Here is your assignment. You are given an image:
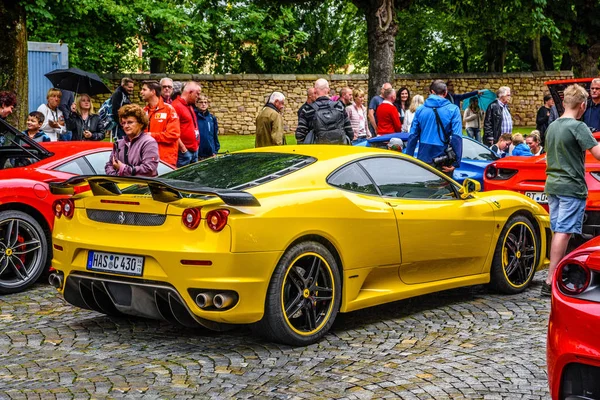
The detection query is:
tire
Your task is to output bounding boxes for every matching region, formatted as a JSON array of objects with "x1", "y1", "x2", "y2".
[
  {"x1": 490, "y1": 215, "x2": 538, "y2": 294},
  {"x1": 253, "y1": 241, "x2": 341, "y2": 346},
  {"x1": 0, "y1": 210, "x2": 48, "y2": 294}
]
